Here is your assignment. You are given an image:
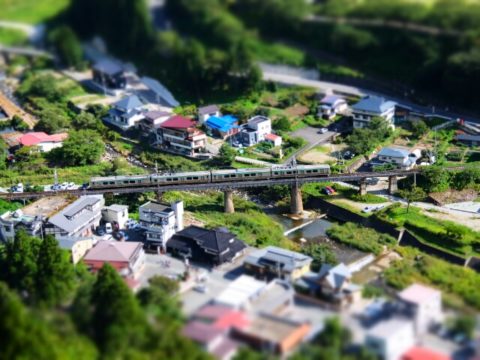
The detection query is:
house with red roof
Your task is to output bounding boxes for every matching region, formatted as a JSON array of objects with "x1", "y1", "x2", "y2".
[
  {"x1": 19, "y1": 132, "x2": 68, "y2": 152},
  {"x1": 264, "y1": 133, "x2": 282, "y2": 147},
  {"x1": 156, "y1": 115, "x2": 207, "y2": 157},
  {"x1": 83, "y1": 241, "x2": 145, "y2": 285},
  {"x1": 401, "y1": 346, "x2": 450, "y2": 360}
]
